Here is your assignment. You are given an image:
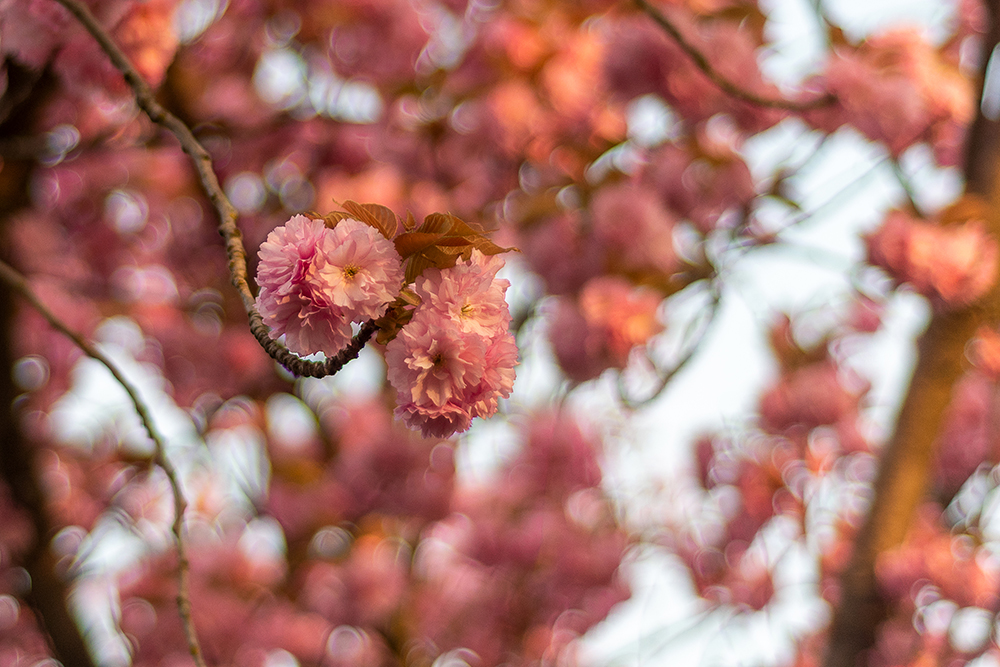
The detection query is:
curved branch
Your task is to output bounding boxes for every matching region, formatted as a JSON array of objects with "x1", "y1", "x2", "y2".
[
  {"x1": 0, "y1": 259, "x2": 208, "y2": 667},
  {"x1": 50, "y1": 0, "x2": 371, "y2": 380},
  {"x1": 633, "y1": 0, "x2": 835, "y2": 112}
]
